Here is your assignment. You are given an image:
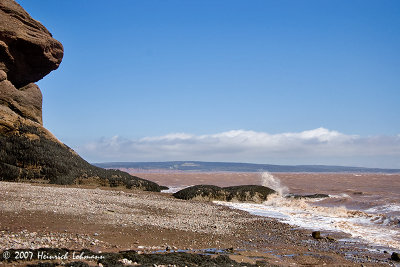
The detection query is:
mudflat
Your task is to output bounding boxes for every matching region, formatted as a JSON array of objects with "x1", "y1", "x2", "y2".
[{"x1": 0, "y1": 180, "x2": 393, "y2": 266}]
